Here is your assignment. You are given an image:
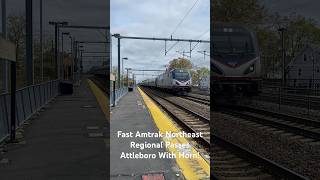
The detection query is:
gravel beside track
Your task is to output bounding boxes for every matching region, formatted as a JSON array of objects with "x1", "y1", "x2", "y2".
[
  {"x1": 187, "y1": 93, "x2": 210, "y2": 101},
  {"x1": 212, "y1": 135, "x2": 278, "y2": 180},
  {"x1": 213, "y1": 109, "x2": 320, "y2": 179},
  {"x1": 180, "y1": 95, "x2": 210, "y2": 106}
]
